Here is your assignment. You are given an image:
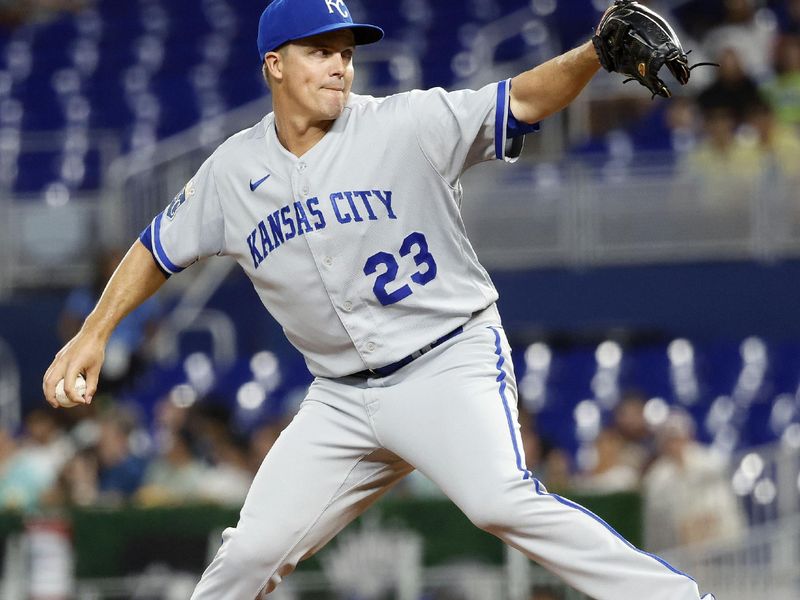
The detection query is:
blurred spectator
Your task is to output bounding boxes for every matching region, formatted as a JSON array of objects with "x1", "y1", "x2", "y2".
[
  {"x1": 762, "y1": 35, "x2": 800, "y2": 128},
  {"x1": 571, "y1": 427, "x2": 639, "y2": 494},
  {"x1": 745, "y1": 99, "x2": 800, "y2": 181},
  {"x1": 0, "y1": 0, "x2": 86, "y2": 28},
  {"x1": 0, "y1": 427, "x2": 20, "y2": 505},
  {"x1": 95, "y1": 410, "x2": 146, "y2": 503},
  {"x1": 59, "y1": 248, "x2": 161, "y2": 395},
  {"x1": 248, "y1": 419, "x2": 285, "y2": 474},
  {"x1": 613, "y1": 390, "x2": 655, "y2": 473},
  {"x1": 199, "y1": 433, "x2": 251, "y2": 506},
  {"x1": 41, "y1": 448, "x2": 99, "y2": 507},
  {"x1": 602, "y1": 97, "x2": 699, "y2": 175},
  {"x1": 0, "y1": 410, "x2": 73, "y2": 510},
  {"x1": 703, "y1": 0, "x2": 778, "y2": 81},
  {"x1": 528, "y1": 585, "x2": 563, "y2": 600},
  {"x1": 629, "y1": 96, "x2": 701, "y2": 158},
  {"x1": 518, "y1": 413, "x2": 571, "y2": 493},
  {"x1": 697, "y1": 47, "x2": 765, "y2": 123},
  {"x1": 663, "y1": 97, "x2": 702, "y2": 155},
  {"x1": 520, "y1": 416, "x2": 542, "y2": 476},
  {"x1": 0, "y1": 427, "x2": 15, "y2": 465},
  {"x1": 773, "y1": 0, "x2": 800, "y2": 34},
  {"x1": 679, "y1": 106, "x2": 760, "y2": 210},
  {"x1": 151, "y1": 394, "x2": 191, "y2": 454},
  {"x1": 537, "y1": 445, "x2": 572, "y2": 495},
  {"x1": 672, "y1": 0, "x2": 726, "y2": 41},
  {"x1": 187, "y1": 402, "x2": 236, "y2": 462},
  {"x1": 643, "y1": 410, "x2": 745, "y2": 551},
  {"x1": 136, "y1": 428, "x2": 206, "y2": 506}
]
